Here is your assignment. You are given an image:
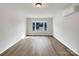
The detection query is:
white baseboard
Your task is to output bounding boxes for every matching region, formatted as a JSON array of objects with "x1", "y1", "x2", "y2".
[
  {"x1": 53, "y1": 34, "x2": 79, "y2": 55},
  {"x1": 0, "y1": 38, "x2": 22, "y2": 54},
  {"x1": 0, "y1": 34, "x2": 25, "y2": 54}
]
